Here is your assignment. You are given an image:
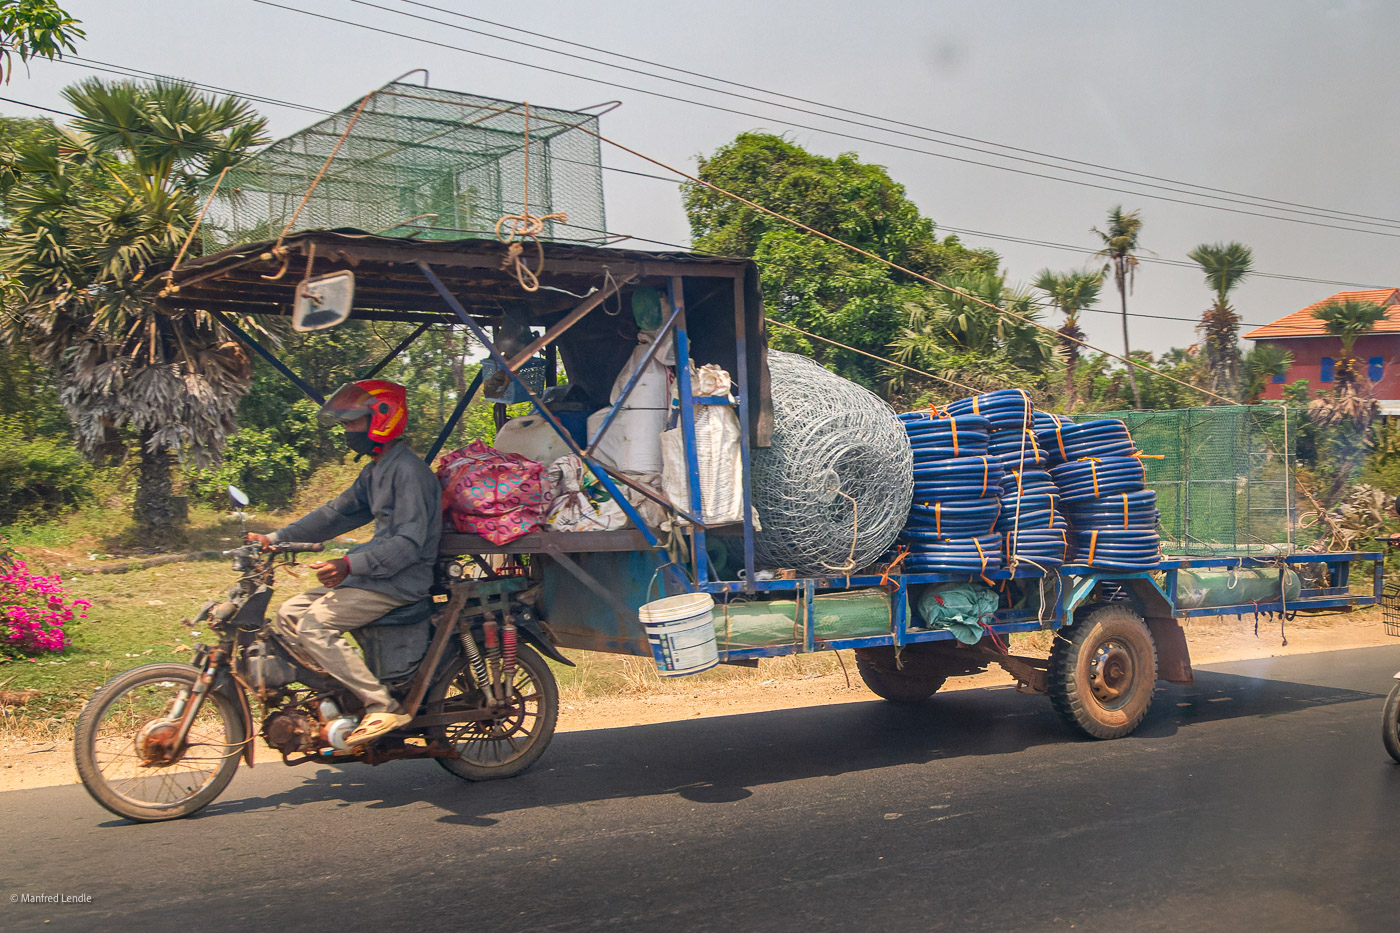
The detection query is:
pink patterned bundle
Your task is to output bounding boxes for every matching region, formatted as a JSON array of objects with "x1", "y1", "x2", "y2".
[{"x1": 436, "y1": 440, "x2": 545, "y2": 544}]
